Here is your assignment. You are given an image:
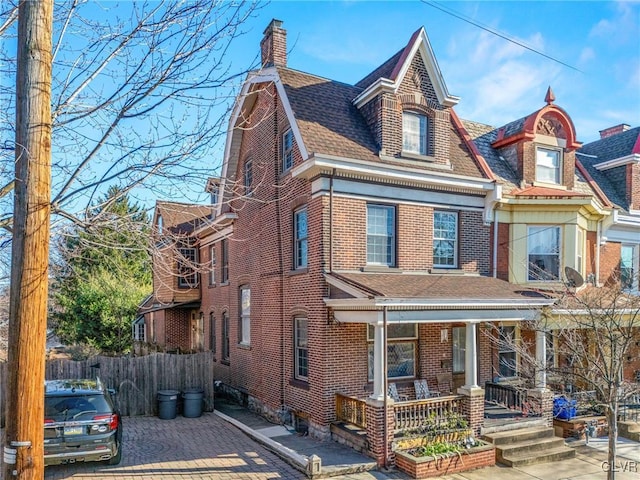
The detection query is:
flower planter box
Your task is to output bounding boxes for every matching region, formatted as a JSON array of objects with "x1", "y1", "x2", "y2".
[
  {"x1": 395, "y1": 441, "x2": 495, "y2": 479},
  {"x1": 392, "y1": 429, "x2": 473, "y2": 451}
]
